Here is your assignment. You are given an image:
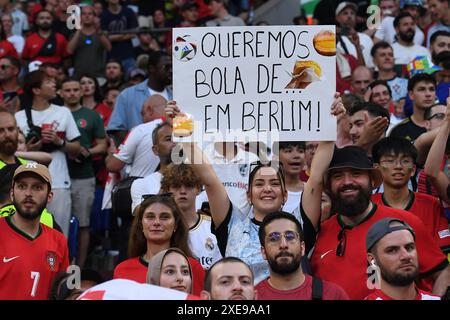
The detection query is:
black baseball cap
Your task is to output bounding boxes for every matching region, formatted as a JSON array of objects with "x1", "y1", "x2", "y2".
[
  {"x1": 366, "y1": 218, "x2": 416, "y2": 252},
  {"x1": 327, "y1": 146, "x2": 383, "y2": 188}
]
